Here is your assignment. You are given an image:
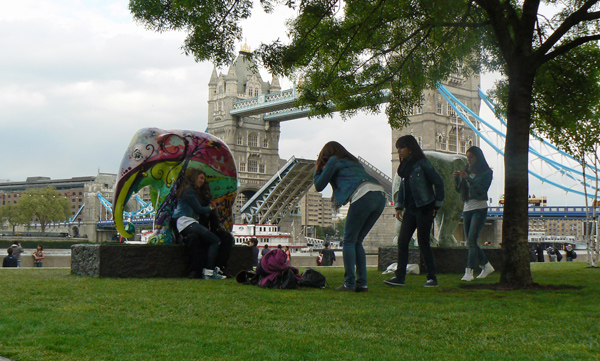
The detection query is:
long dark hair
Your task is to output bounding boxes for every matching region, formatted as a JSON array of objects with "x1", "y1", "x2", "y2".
[
  {"x1": 396, "y1": 135, "x2": 426, "y2": 177},
  {"x1": 316, "y1": 141, "x2": 359, "y2": 171},
  {"x1": 176, "y1": 168, "x2": 212, "y2": 205},
  {"x1": 465, "y1": 146, "x2": 490, "y2": 174},
  {"x1": 395, "y1": 135, "x2": 426, "y2": 161}
]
